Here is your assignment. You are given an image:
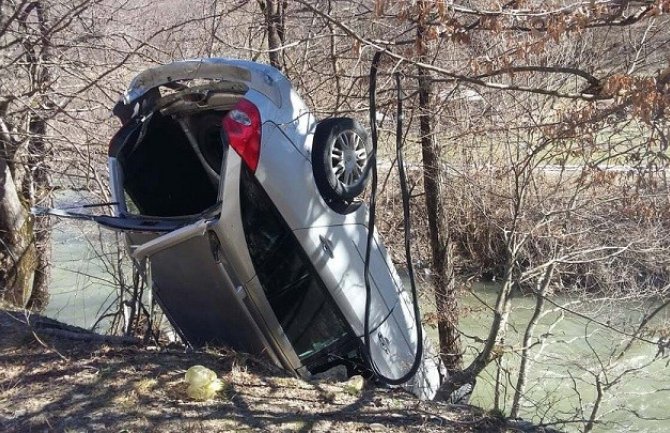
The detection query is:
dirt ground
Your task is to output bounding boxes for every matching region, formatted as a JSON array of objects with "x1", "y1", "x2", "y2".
[{"x1": 0, "y1": 309, "x2": 543, "y2": 433}]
